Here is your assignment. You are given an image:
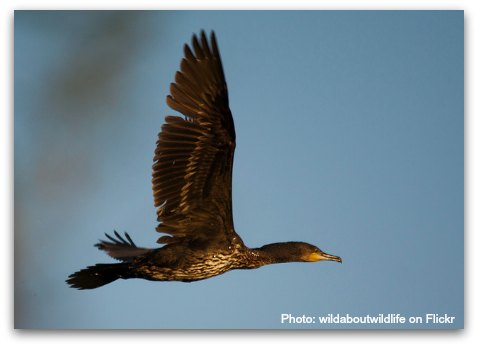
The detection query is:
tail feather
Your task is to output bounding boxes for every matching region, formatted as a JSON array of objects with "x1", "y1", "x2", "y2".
[{"x1": 66, "y1": 263, "x2": 129, "y2": 290}]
